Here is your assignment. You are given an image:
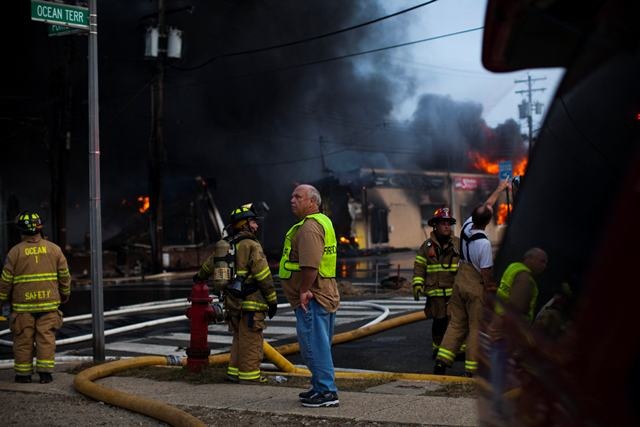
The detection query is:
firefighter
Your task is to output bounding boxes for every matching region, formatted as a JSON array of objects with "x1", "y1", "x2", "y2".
[
  {"x1": 194, "y1": 203, "x2": 277, "y2": 384},
  {"x1": 434, "y1": 180, "x2": 509, "y2": 376},
  {"x1": 0, "y1": 211, "x2": 71, "y2": 383},
  {"x1": 412, "y1": 207, "x2": 460, "y2": 359}
]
